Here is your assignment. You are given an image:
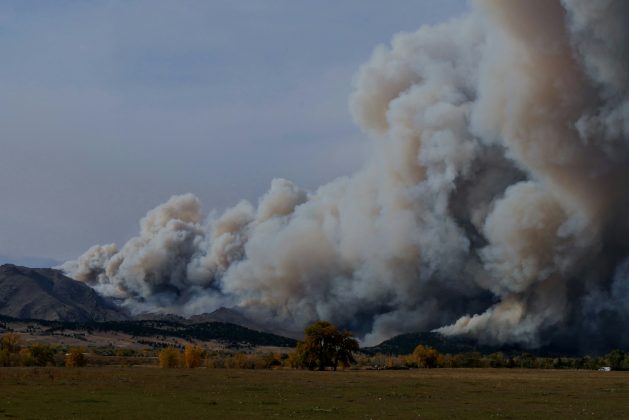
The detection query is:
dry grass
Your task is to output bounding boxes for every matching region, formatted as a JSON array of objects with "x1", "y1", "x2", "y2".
[{"x1": 0, "y1": 368, "x2": 628, "y2": 419}]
